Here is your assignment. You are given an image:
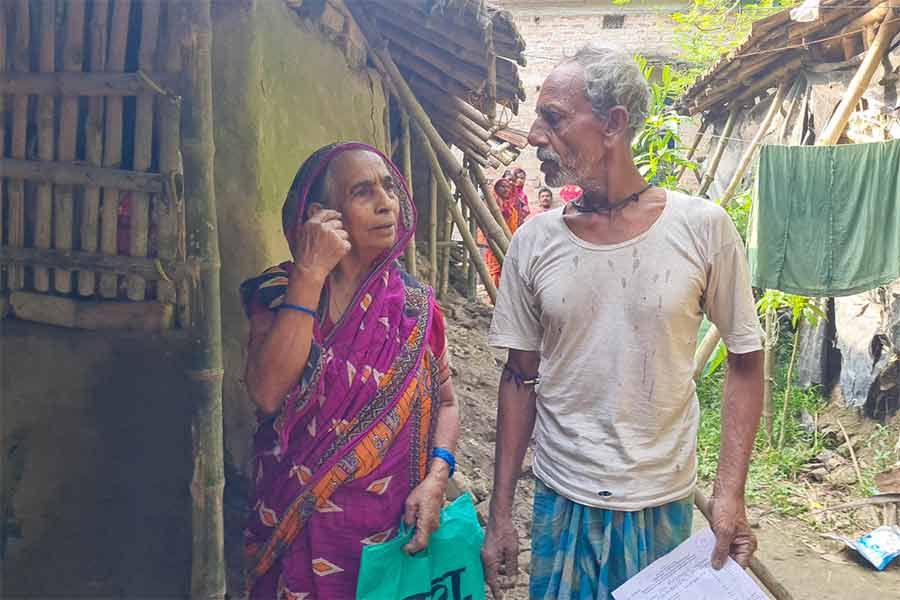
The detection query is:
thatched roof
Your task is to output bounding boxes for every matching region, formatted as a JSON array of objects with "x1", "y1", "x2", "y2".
[
  {"x1": 679, "y1": 0, "x2": 894, "y2": 117},
  {"x1": 288, "y1": 0, "x2": 527, "y2": 167}
]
